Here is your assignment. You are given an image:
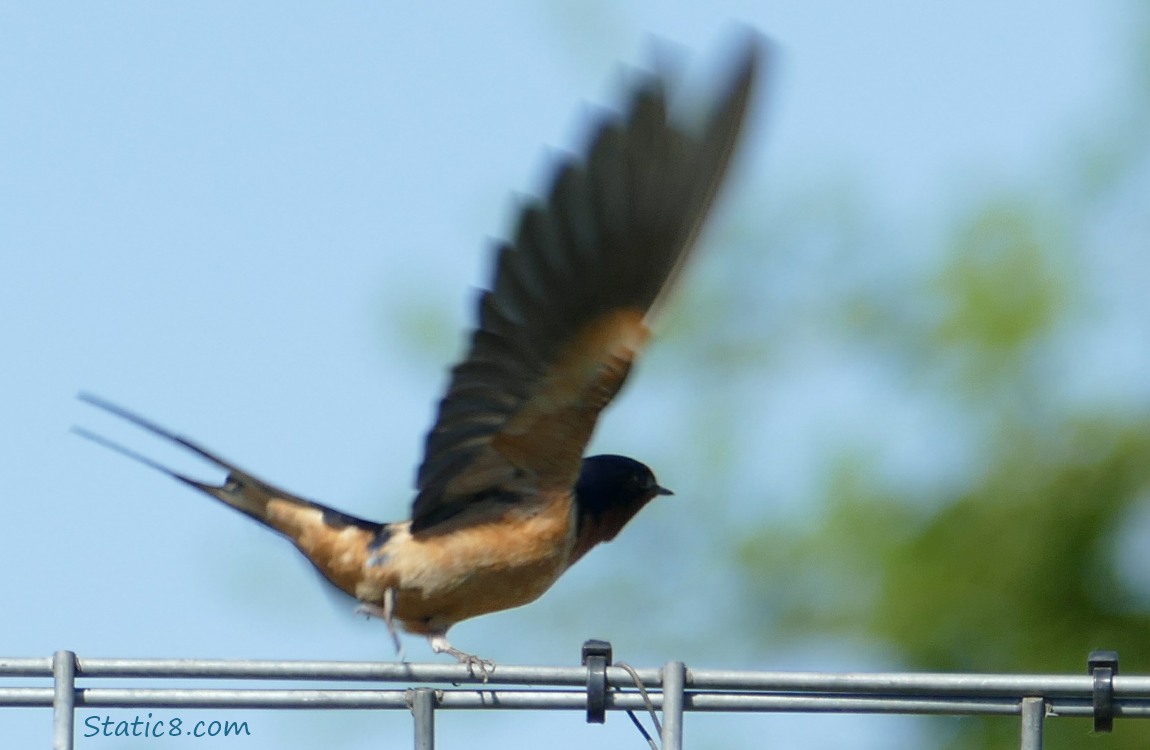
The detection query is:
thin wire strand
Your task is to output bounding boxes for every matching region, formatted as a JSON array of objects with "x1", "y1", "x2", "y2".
[{"x1": 616, "y1": 661, "x2": 662, "y2": 750}]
